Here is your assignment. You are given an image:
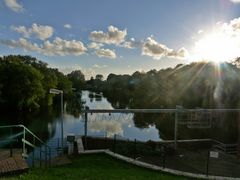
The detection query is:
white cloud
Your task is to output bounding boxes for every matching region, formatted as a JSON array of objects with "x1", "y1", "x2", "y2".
[
  {"x1": 93, "y1": 64, "x2": 108, "y2": 68},
  {"x1": 89, "y1": 120, "x2": 123, "y2": 137},
  {"x1": 0, "y1": 38, "x2": 41, "y2": 52},
  {"x1": 229, "y1": 0, "x2": 240, "y2": 3},
  {"x1": 88, "y1": 42, "x2": 103, "y2": 49},
  {"x1": 64, "y1": 24, "x2": 72, "y2": 29},
  {"x1": 42, "y1": 37, "x2": 87, "y2": 56},
  {"x1": 95, "y1": 48, "x2": 116, "y2": 59},
  {"x1": 123, "y1": 38, "x2": 143, "y2": 49},
  {"x1": 11, "y1": 23, "x2": 54, "y2": 40},
  {"x1": 142, "y1": 37, "x2": 188, "y2": 60},
  {"x1": 4, "y1": 0, "x2": 23, "y2": 13},
  {"x1": 90, "y1": 25, "x2": 127, "y2": 45},
  {"x1": 0, "y1": 37, "x2": 87, "y2": 56}
]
